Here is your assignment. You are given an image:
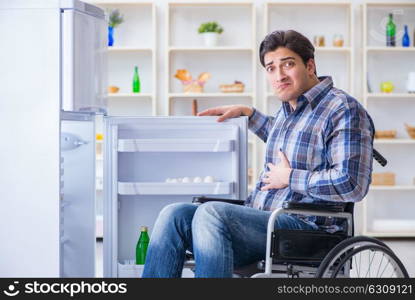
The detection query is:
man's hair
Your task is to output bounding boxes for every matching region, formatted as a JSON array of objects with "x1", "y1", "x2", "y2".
[{"x1": 259, "y1": 30, "x2": 316, "y2": 73}]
